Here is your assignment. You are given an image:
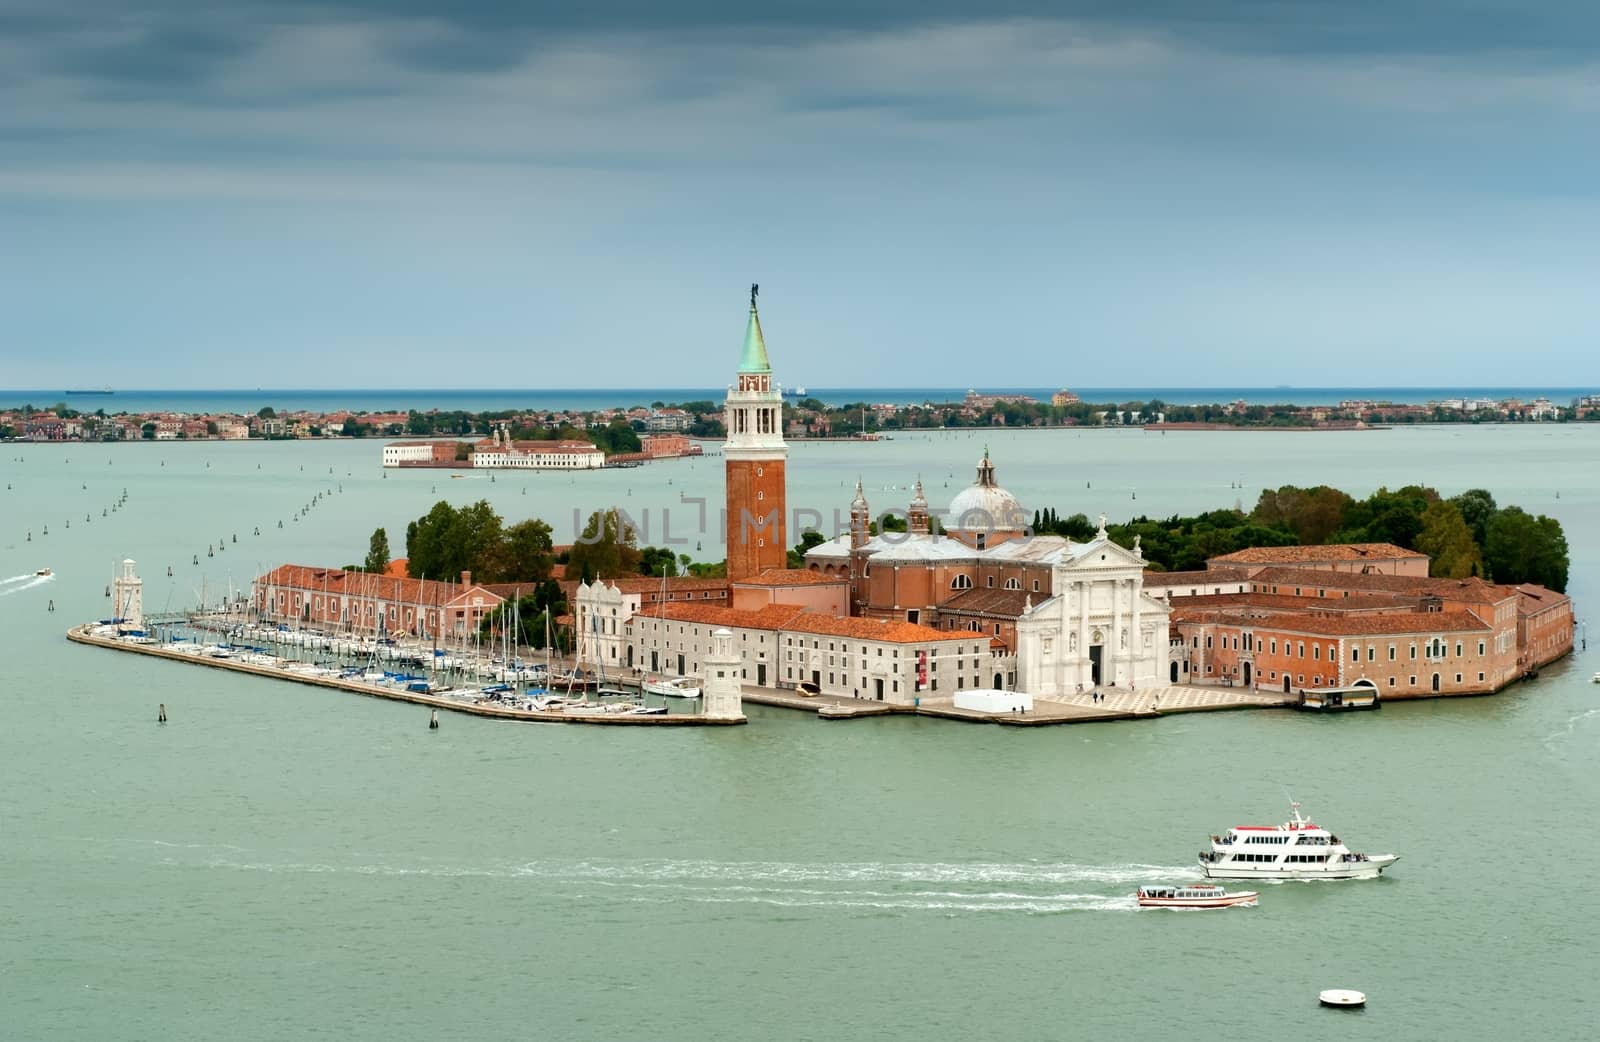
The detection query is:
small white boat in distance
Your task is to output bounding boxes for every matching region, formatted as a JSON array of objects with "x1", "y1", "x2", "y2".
[
  {"x1": 1591, "y1": 672, "x2": 1600, "y2": 683},
  {"x1": 1319, "y1": 989, "x2": 1366, "y2": 1008},
  {"x1": 643, "y1": 676, "x2": 702, "y2": 699},
  {"x1": 35, "y1": 567, "x2": 51, "y2": 577},
  {"x1": 1199, "y1": 802, "x2": 1399, "y2": 880},
  {"x1": 1136, "y1": 884, "x2": 1257, "y2": 909}
]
